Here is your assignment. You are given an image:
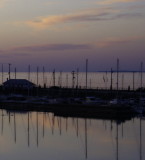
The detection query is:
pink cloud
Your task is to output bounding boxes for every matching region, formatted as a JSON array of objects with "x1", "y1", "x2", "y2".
[
  {"x1": 10, "y1": 43, "x2": 90, "y2": 52},
  {"x1": 97, "y1": 0, "x2": 142, "y2": 5},
  {"x1": 94, "y1": 36, "x2": 143, "y2": 48},
  {"x1": 20, "y1": 7, "x2": 143, "y2": 30},
  {"x1": 23, "y1": 8, "x2": 116, "y2": 29},
  {"x1": 0, "y1": 0, "x2": 14, "y2": 8}
]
